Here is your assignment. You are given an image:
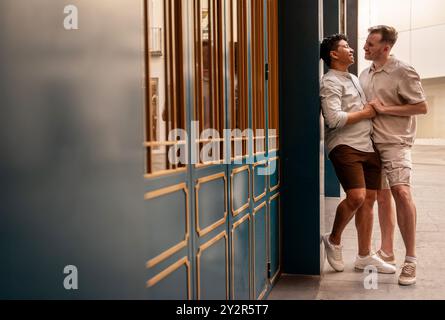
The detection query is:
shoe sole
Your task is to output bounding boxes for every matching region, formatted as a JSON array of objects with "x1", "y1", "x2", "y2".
[
  {"x1": 399, "y1": 279, "x2": 416, "y2": 286},
  {"x1": 327, "y1": 259, "x2": 344, "y2": 272},
  {"x1": 354, "y1": 266, "x2": 396, "y2": 274},
  {"x1": 377, "y1": 258, "x2": 397, "y2": 266}
]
